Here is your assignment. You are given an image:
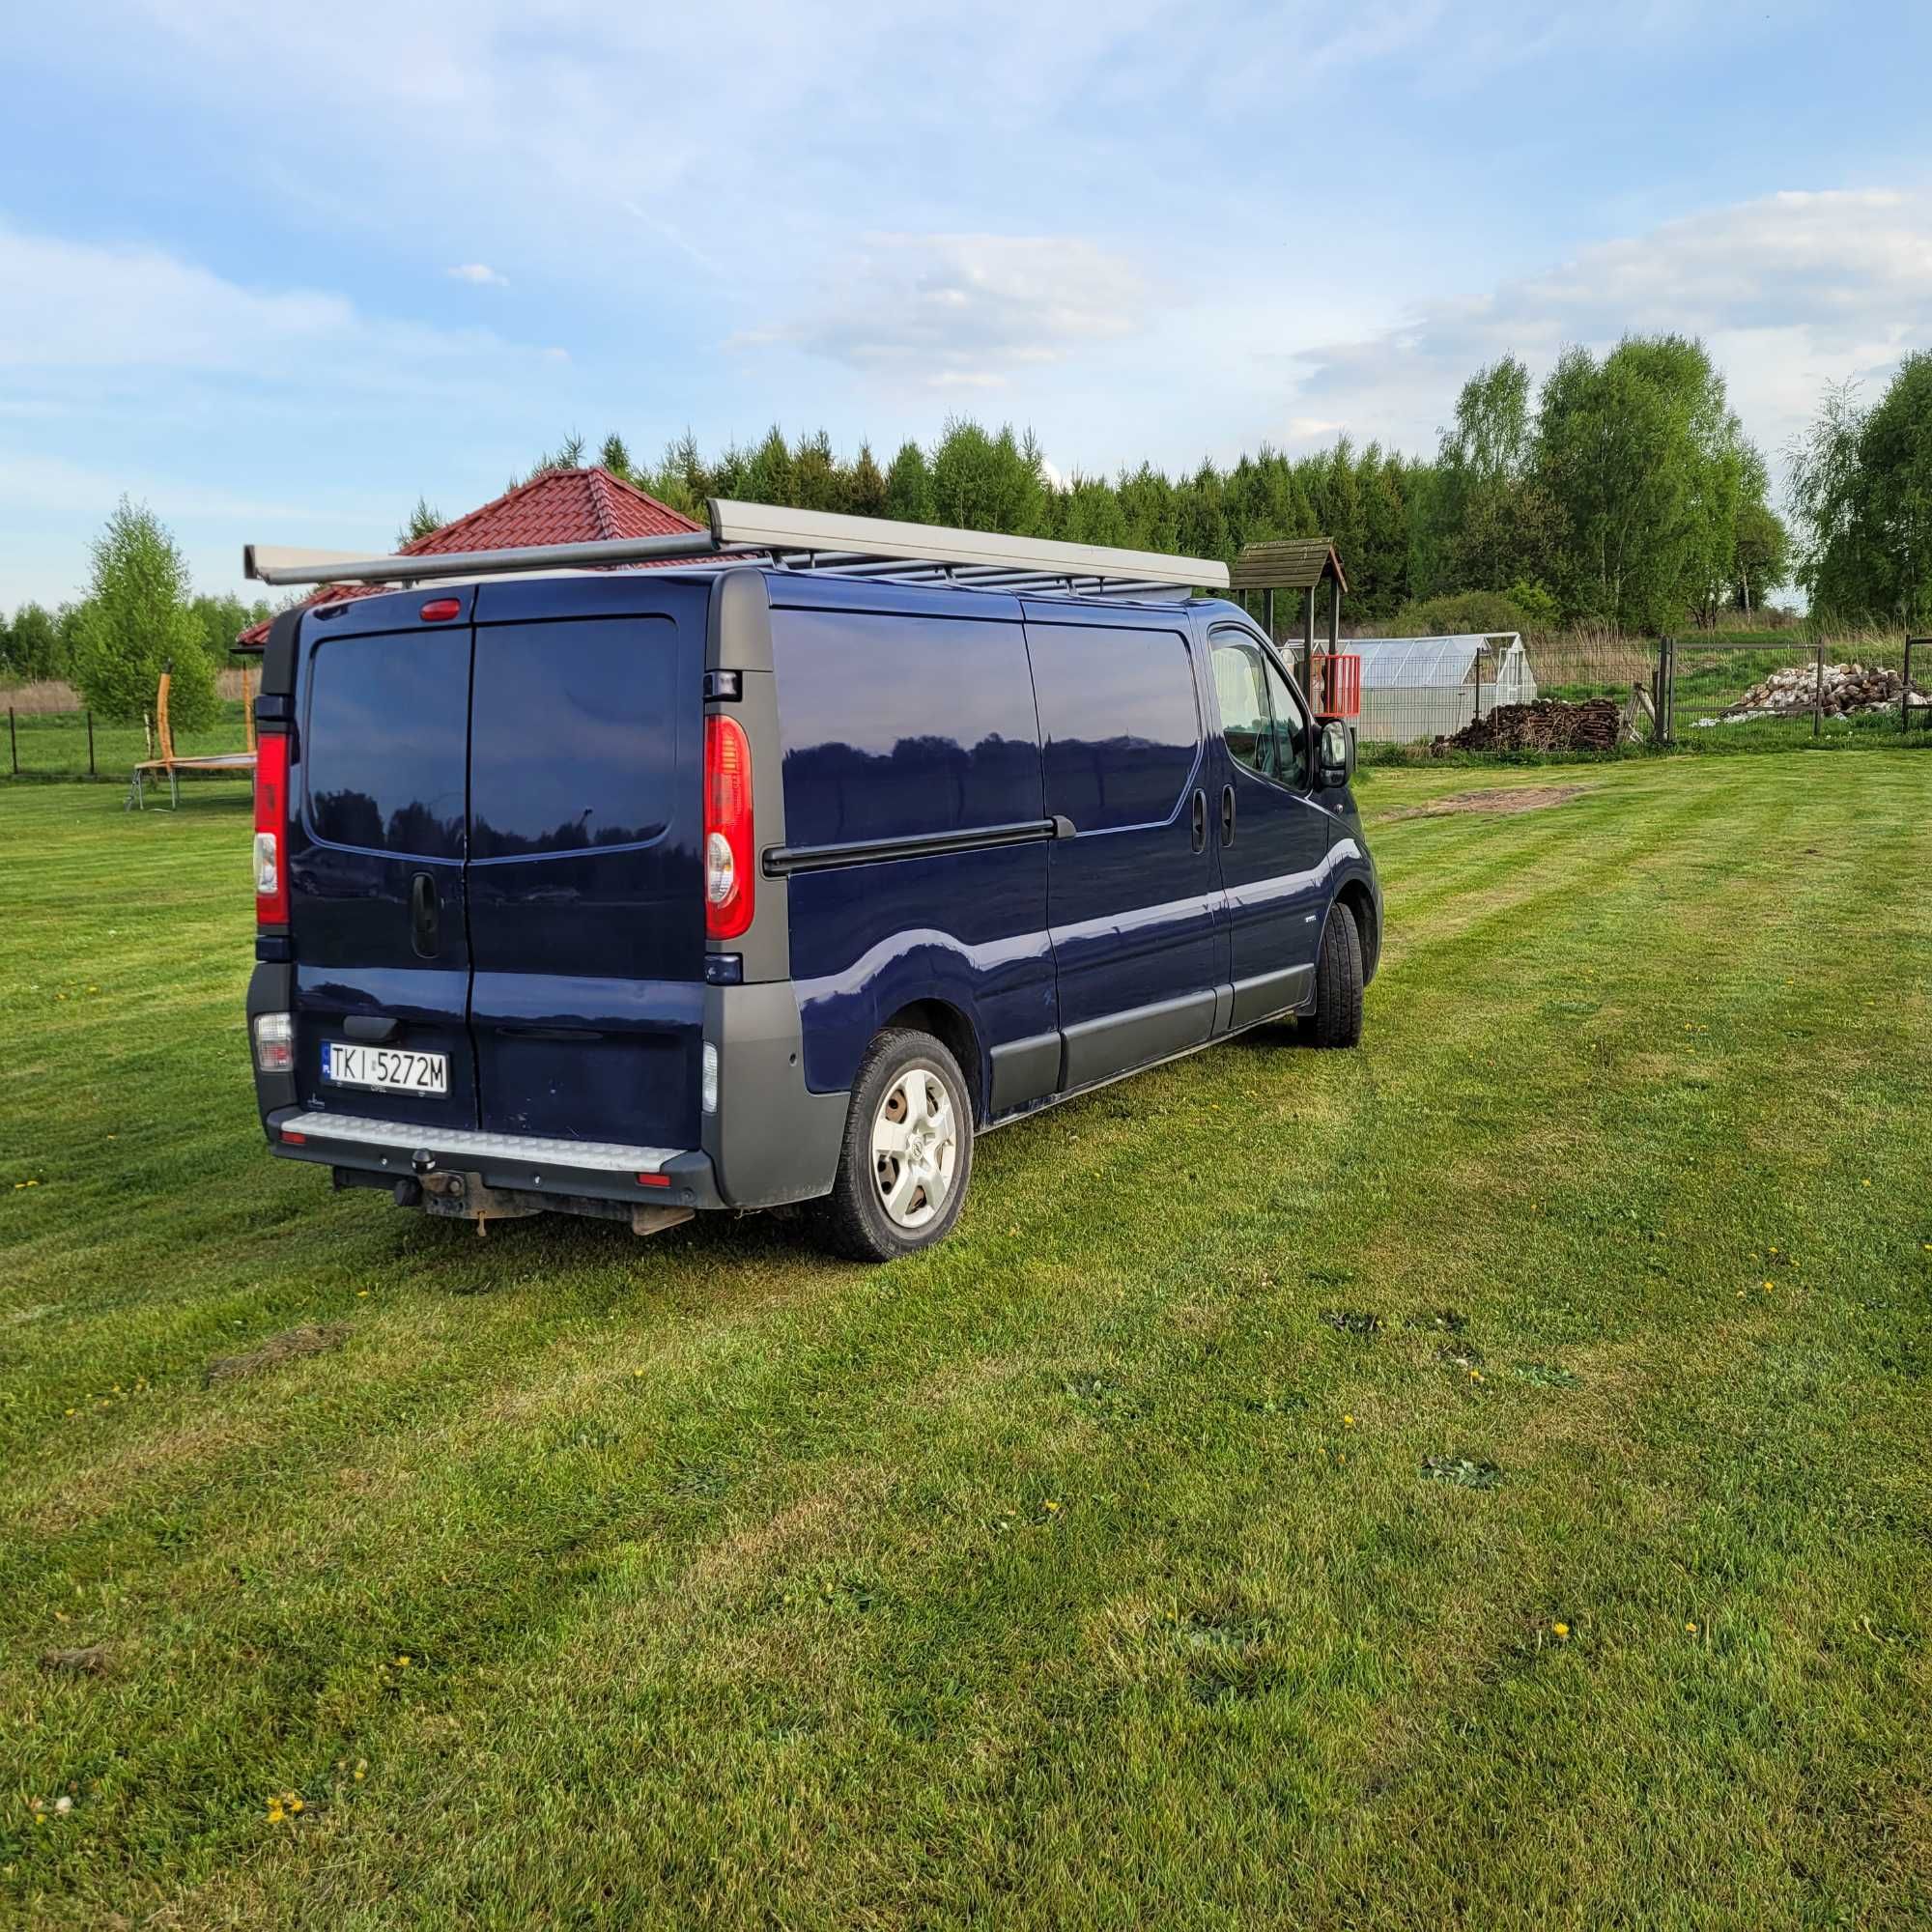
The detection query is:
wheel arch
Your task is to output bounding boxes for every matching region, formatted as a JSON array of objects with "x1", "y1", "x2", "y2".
[
  {"x1": 1331, "y1": 877, "x2": 1381, "y2": 983},
  {"x1": 880, "y1": 999, "x2": 984, "y2": 1124}
]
